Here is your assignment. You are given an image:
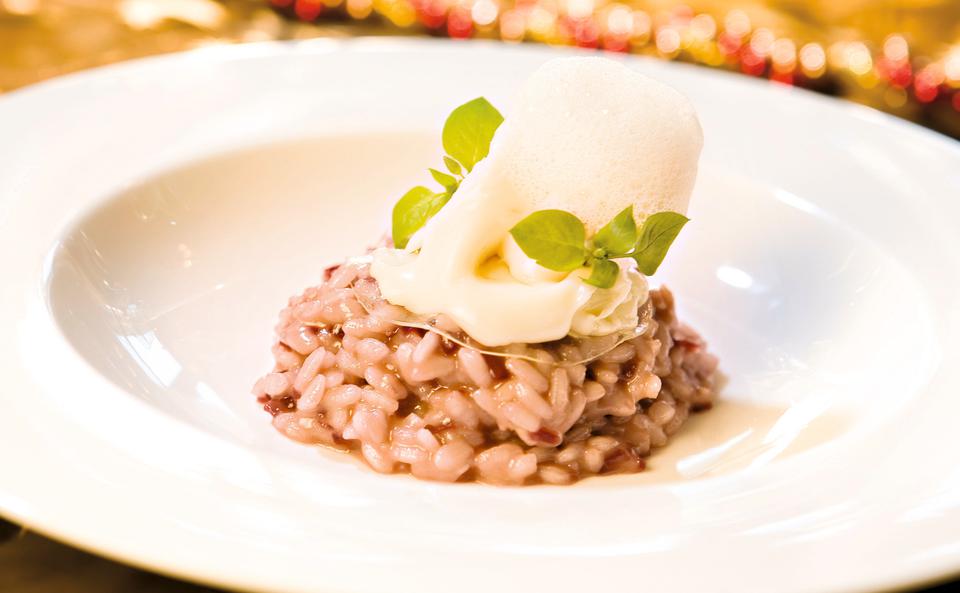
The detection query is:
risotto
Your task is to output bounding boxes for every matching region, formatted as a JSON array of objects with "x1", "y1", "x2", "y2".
[
  {"x1": 253, "y1": 56, "x2": 718, "y2": 484},
  {"x1": 252, "y1": 260, "x2": 718, "y2": 485}
]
